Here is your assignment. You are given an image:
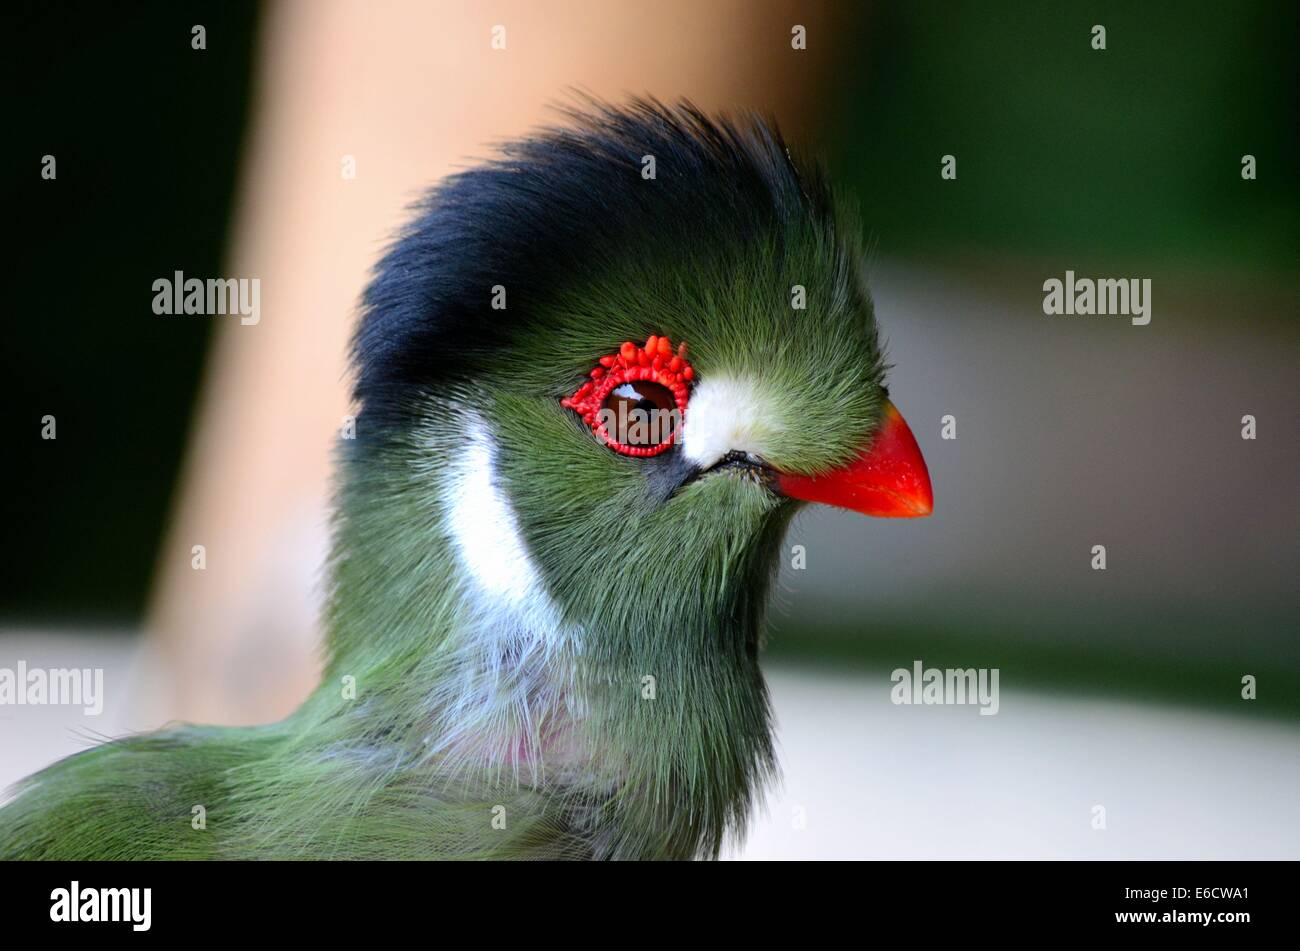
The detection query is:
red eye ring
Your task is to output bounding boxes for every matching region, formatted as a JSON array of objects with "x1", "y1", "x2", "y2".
[{"x1": 561, "y1": 335, "x2": 694, "y2": 457}]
